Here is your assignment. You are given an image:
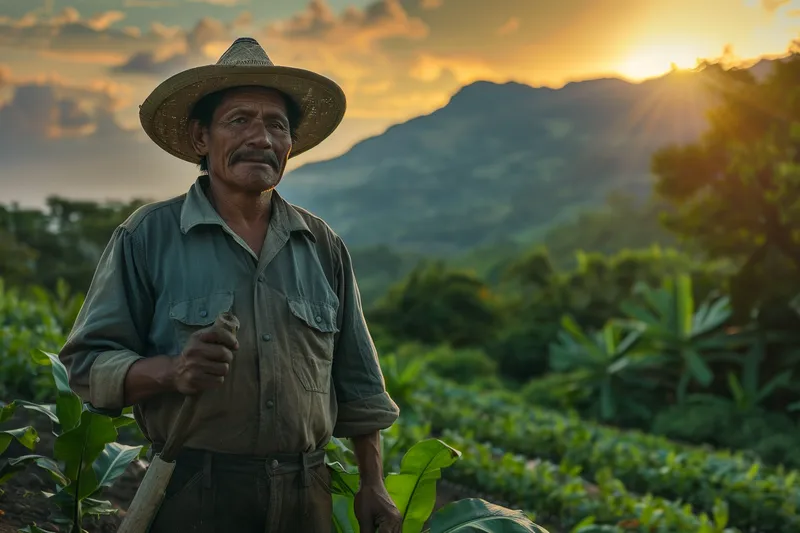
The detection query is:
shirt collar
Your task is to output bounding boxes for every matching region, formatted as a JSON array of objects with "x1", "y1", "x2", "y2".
[{"x1": 180, "y1": 174, "x2": 315, "y2": 242}]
